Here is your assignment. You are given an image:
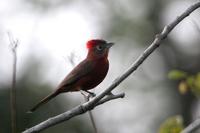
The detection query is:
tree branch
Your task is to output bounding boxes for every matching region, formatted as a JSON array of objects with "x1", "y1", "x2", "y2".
[
  {"x1": 81, "y1": 92, "x2": 98, "y2": 133},
  {"x1": 181, "y1": 118, "x2": 200, "y2": 133},
  {"x1": 96, "y1": 93, "x2": 125, "y2": 106},
  {"x1": 8, "y1": 32, "x2": 18, "y2": 133},
  {"x1": 23, "y1": 93, "x2": 124, "y2": 133},
  {"x1": 23, "y1": 1, "x2": 200, "y2": 133}
]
